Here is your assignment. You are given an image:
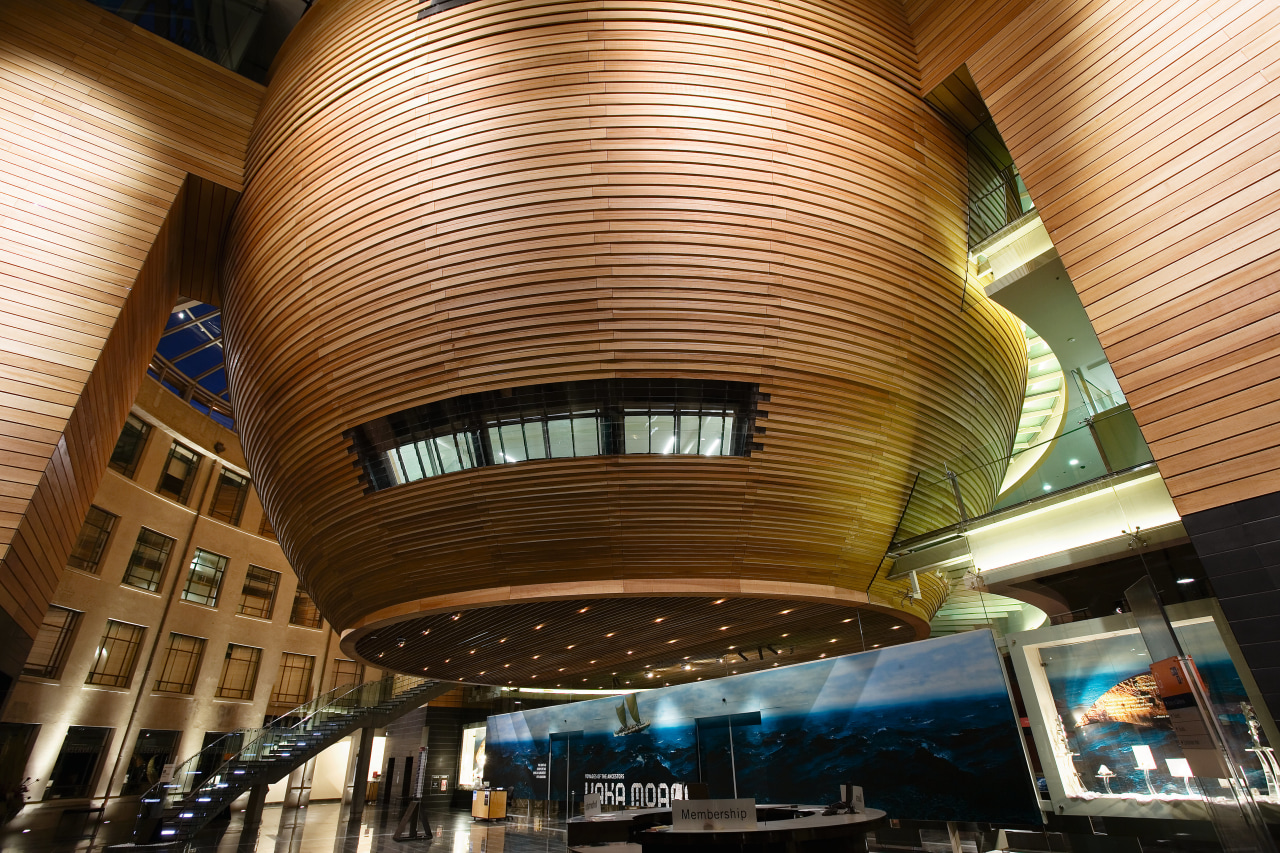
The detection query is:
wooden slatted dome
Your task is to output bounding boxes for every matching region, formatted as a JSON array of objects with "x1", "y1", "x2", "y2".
[{"x1": 221, "y1": 0, "x2": 1027, "y2": 682}]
